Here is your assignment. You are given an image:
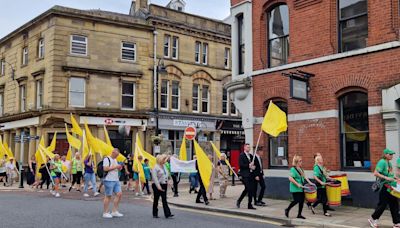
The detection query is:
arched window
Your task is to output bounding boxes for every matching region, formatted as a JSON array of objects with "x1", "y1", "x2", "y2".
[
  {"x1": 339, "y1": 92, "x2": 370, "y2": 168},
  {"x1": 268, "y1": 101, "x2": 288, "y2": 167},
  {"x1": 268, "y1": 4, "x2": 289, "y2": 68}
]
